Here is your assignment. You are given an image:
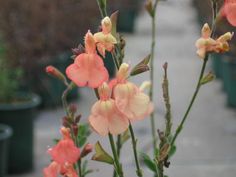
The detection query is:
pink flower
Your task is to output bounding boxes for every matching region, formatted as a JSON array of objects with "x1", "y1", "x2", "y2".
[
  {"x1": 89, "y1": 82, "x2": 129, "y2": 136},
  {"x1": 94, "y1": 17, "x2": 117, "y2": 57},
  {"x1": 48, "y1": 127, "x2": 80, "y2": 165},
  {"x1": 221, "y1": 0, "x2": 236, "y2": 26},
  {"x1": 112, "y1": 63, "x2": 153, "y2": 120},
  {"x1": 66, "y1": 31, "x2": 109, "y2": 88}
]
